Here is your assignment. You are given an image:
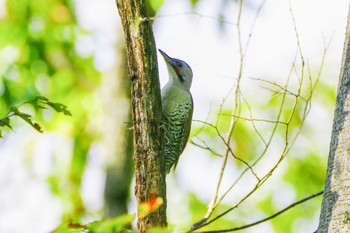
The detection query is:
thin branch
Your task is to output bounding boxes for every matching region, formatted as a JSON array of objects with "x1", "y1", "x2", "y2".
[
  {"x1": 219, "y1": 114, "x2": 288, "y2": 125},
  {"x1": 240, "y1": 93, "x2": 267, "y2": 145},
  {"x1": 243, "y1": 0, "x2": 267, "y2": 56},
  {"x1": 194, "y1": 120, "x2": 258, "y2": 180},
  {"x1": 142, "y1": 11, "x2": 235, "y2": 27},
  {"x1": 192, "y1": 104, "x2": 214, "y2": 137},
  {"x1": 190, "y1": 137, "x2": 223, "y2": 157},
  {"x1": 190, "y1": 54, "x2": 302, "y2": 231},
  {"x1": 216, "y1": 85, "x2": 236, "y2": 127},
  {"x1": 193, "y1": 191, "x2": 323, "y2": 233},
  {"x1": 191, "y1": 0, "x2": 270, "y2": 228},
  {"x1": 289, "y1": 0, "x2": 304, "y2": 66},
  {"x1": 178, "y1": 1, "x2": 328, "y2": 232},
  {"x1": 250, "y1": 77, "x2": 308, "y2": 102}
]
